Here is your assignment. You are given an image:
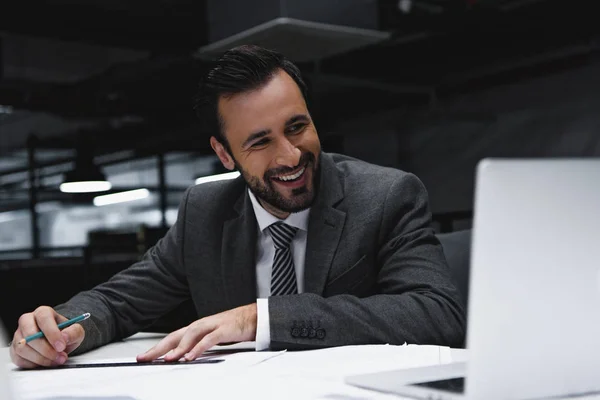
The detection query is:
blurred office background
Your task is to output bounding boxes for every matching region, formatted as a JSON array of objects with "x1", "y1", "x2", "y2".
[{"x1": 1, "y1": 0, "x2": 598, "y2": 332}]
